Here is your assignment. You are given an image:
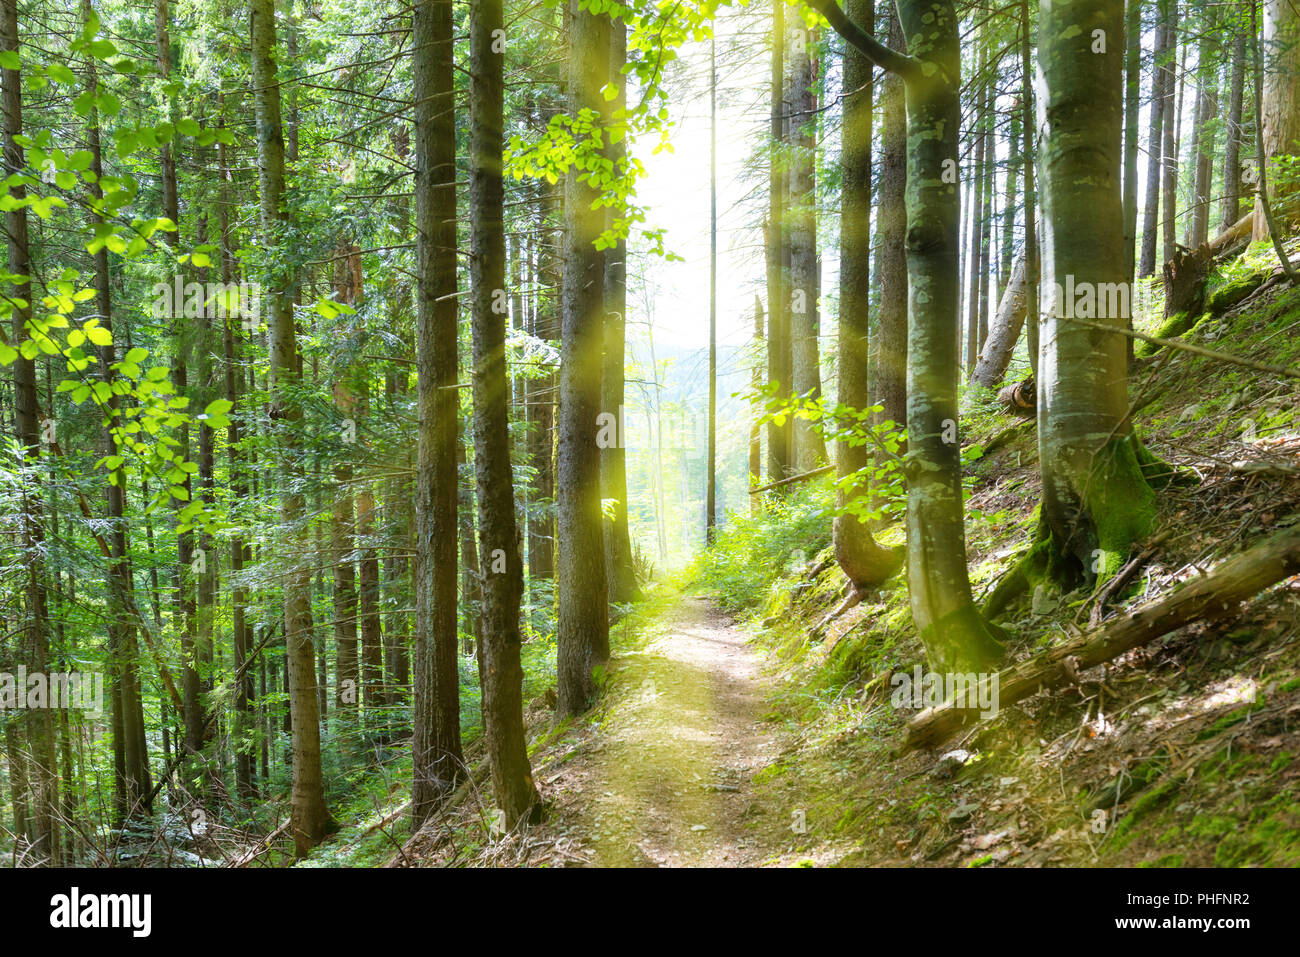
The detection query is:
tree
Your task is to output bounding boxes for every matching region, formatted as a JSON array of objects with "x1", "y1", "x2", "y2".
[
  {"x1": 811, "y1": 0, "x2": 1004, "y2": 672},
  {"x1": 766, "y1": 0, "x2": 792, "y2": 483},
  {"x1": 787, "y1": 20, "x2": 827, "y2": 471},
  {"x1": 556, "y1": 0, "x2": 611, "y2": 716},
  {"x1": 469, "y1": 0, "x2": 539, "y2": 826},
  {"x1": 1255, "y1": 0, "x2": 1300, "y2": 240},
  {"x1": 1139, "y1": 0, "x2": 1172, "y2": 278},
  {"x1": 2, "y1": 0, "x2": 58, "y2": 864},
  {"x1": 602, "y1": 18, "x2": 642, "y2": 599},
  {"x1": 873, "y1": 5, "x2": 906, "y2": 428},
  {"x1": 84, "y1": 0, "x2": 150, "y2": 820},
  {"x1": 250, "y1": 0, "x2": 332, "y2": 856},
  {"x1": 412, "y1": 0, "x2": 465, "y2": 822},
  {"x1": 833, "y1": 0, "x2": 900, "y2": 595},
  {"x1": 1034, "y1": 0, "x2": 1158, "y2": 587}
]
